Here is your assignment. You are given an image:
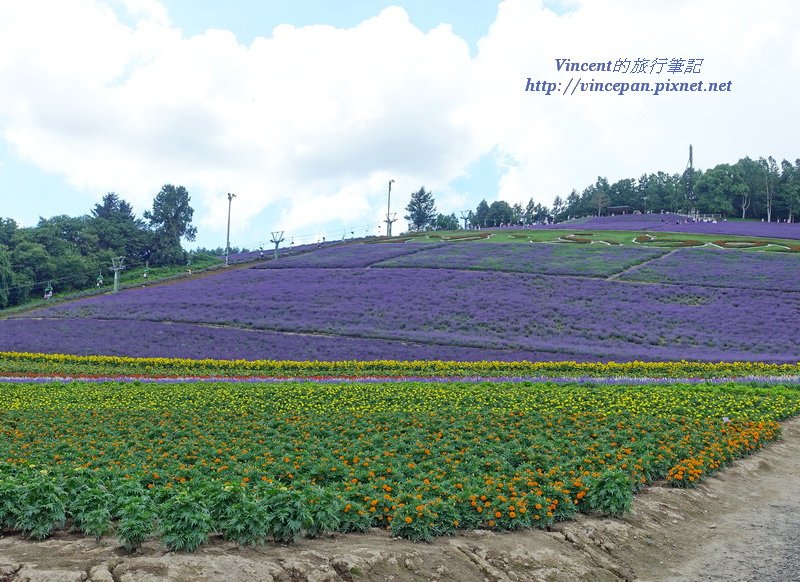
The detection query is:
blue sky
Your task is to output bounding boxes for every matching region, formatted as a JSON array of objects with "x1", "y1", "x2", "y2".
[
  {"x1": 163, "y1": 0, "x2": 502, "y2": 50},
  {"x1": 1, "y1": 0, "x2": 798, "y2": 250}
]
